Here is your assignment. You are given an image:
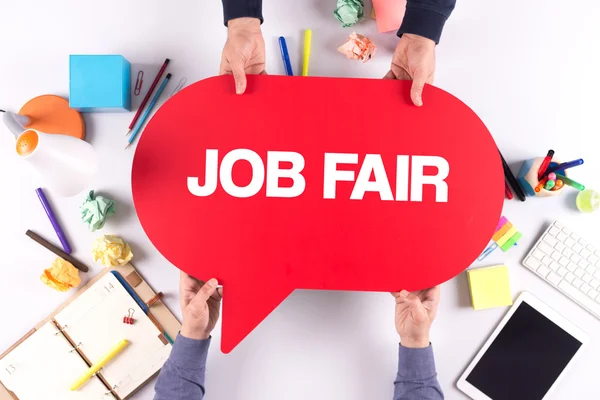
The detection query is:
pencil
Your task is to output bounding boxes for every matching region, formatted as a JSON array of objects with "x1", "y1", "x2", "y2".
[
  {"x1": 499, "y1": 151, "x2": 526, "y2": 202},
  {"x1": 126, "y1": 73, "x2": 172, "y2": 149},
  {"x1": 302, "y1": 29, "x2": 312, "y2": 76},
  {"x1": 127, "y1": 58, "x2": 170, "y2": 135},
  {"x1": 26, "y1": 230, "x2": 89, "y2": 272}
]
